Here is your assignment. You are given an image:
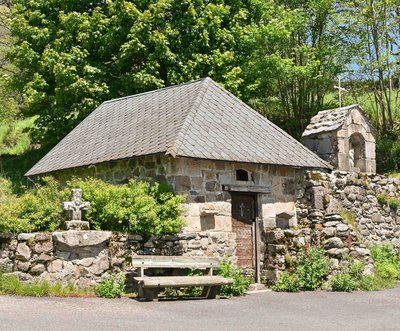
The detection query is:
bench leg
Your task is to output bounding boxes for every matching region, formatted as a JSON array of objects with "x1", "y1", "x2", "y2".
[
  {"x1": 138, "y1": 286, "x2": 159, "y2": 302},
  {"x1": 203, "y1": 286, "x2": 221, "y2": 299}
]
